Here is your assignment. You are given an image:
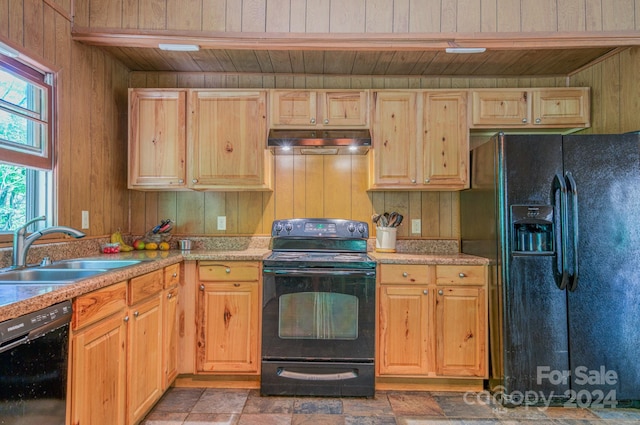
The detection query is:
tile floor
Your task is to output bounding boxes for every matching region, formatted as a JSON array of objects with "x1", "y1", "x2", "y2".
[{"x1": 142, "y1": 387, "x2": 640, "y2": 425}]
